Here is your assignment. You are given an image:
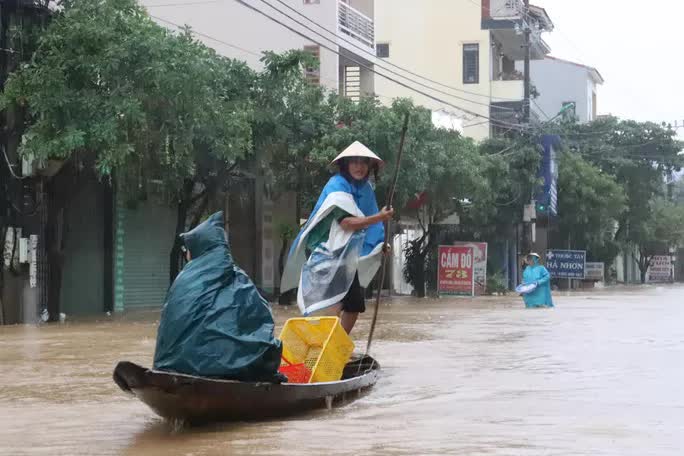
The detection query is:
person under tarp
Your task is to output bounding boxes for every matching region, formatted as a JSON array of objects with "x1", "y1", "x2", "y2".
[
  {"x1": 153, "y1": 212, "x2": 284, "y2": 382},
  {"x1": 280, "y1": 141, "x2": 394, "y2": 334}
]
